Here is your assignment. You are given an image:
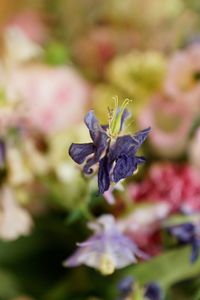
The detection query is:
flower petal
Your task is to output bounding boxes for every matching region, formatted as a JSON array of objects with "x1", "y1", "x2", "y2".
[
  {"x1": 168, "y1": 223, "x2": 195, "y2": 243},
  {"x1": 84, "y1": 110, "x2": 107, "y2": 143},
  {"x1": 98, "y1": 156, "x2": 111, "y2": 194},
  {"x1": 113, "y1": 155, "x2": 146, "y2": 183},
  {"x1": 133, "y1": 127, "x2": 151, "y2": 146},
  {"x1": 145, "y1": 282, "x2": 163, "y2": 300},
  {"x1": 82, "y1": 111, "x2": 109, "y2": 174},
  {"x1": 69, "y1": 143, "x2": 95, "y2": 164},
  {"x1": 109, "y1": 135, "x2": 136, "y2": 161},
  {"x1": 112, "y1": 155, "x2": 135, "y2": 183}
]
